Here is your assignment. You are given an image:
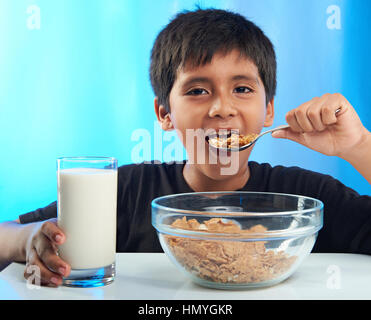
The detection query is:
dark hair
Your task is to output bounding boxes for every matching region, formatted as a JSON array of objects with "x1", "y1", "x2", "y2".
[{"x1": 150, "y1": 8, "x2": 277, "y2": 112}]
